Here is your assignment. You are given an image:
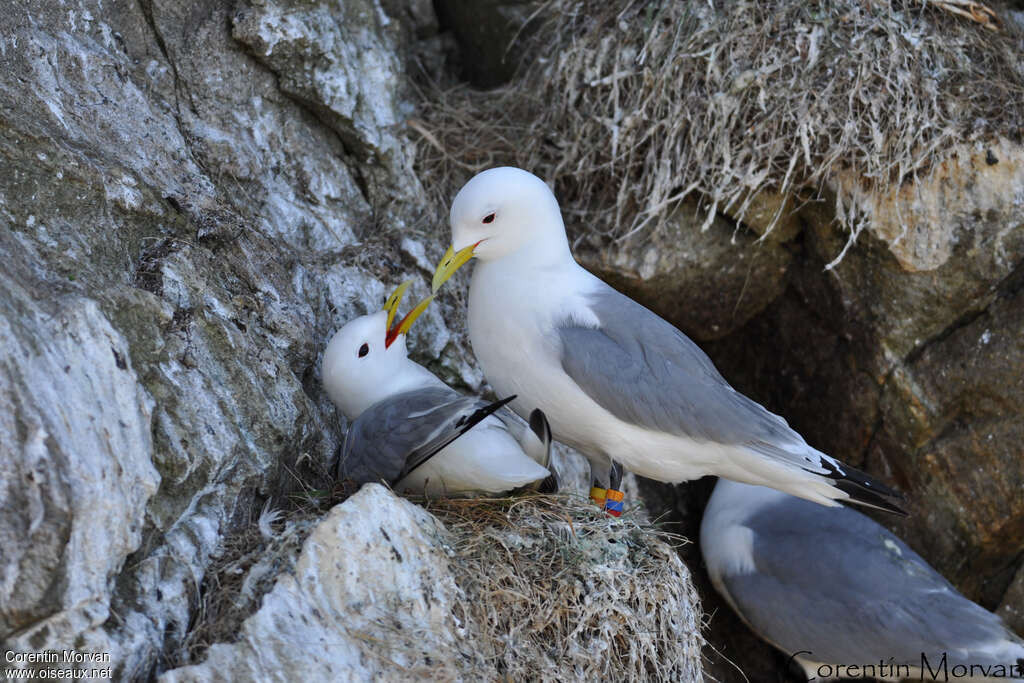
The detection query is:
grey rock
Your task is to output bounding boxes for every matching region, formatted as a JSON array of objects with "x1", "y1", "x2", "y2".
[
  {"x1": 231, "y1": 0, "x2": 423, "y2": 210},
  {"x1": 576, "y1": 202, "x2": 793, "y2": 341},
  {"x1": 1, "y1": 1, "x2": 700, "y2": 680},
  {"x1": 0, "y1": 0, "x2": 445, "y2": 676},
  {"x1": 0, "y1": 281, "x2": 159, "y2": 655},
  {"x1": 158, "y1": 485, "x2": 479, "y2": 682}
]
